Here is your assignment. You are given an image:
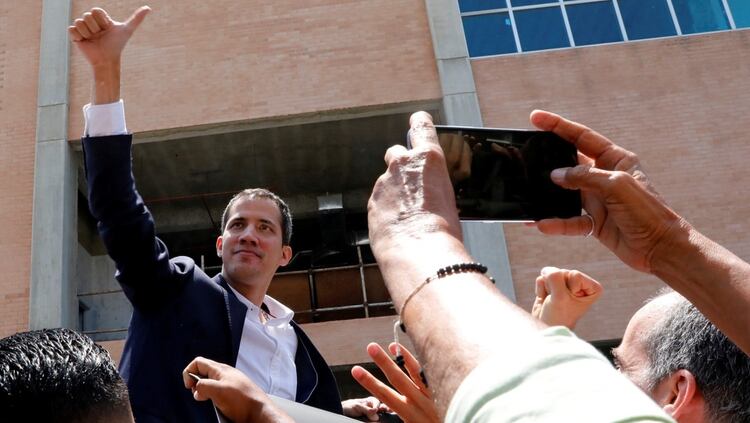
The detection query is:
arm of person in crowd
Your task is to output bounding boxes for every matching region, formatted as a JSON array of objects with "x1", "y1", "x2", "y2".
[
  {"x1": 531, "y1": 266, "x2": 603, "y2": 330},
  {"x1": 70, "y1": 6, "x2": 185, "y2": 307},
  {"x1": 183, "y1": 357, "x2": 294, "y2": 423},
  {"x1": 351, "y1": 342, "x2": 439, "y2": 423},
  {"x1": 530, "y1": 110, "x2": 750, "y2": 355},
  {"x1": 367, "y1": 111, "x2": 672, "y2": 422}
]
